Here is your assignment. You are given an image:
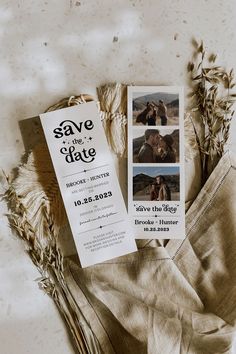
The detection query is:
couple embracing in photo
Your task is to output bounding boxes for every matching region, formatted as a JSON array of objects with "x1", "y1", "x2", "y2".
[
  {"x1": 138, "y1": 129, "x2": 176, "y2": 164},
  {"x1": 136, "y1": 100, "x2": 168, "y2": 126}
]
